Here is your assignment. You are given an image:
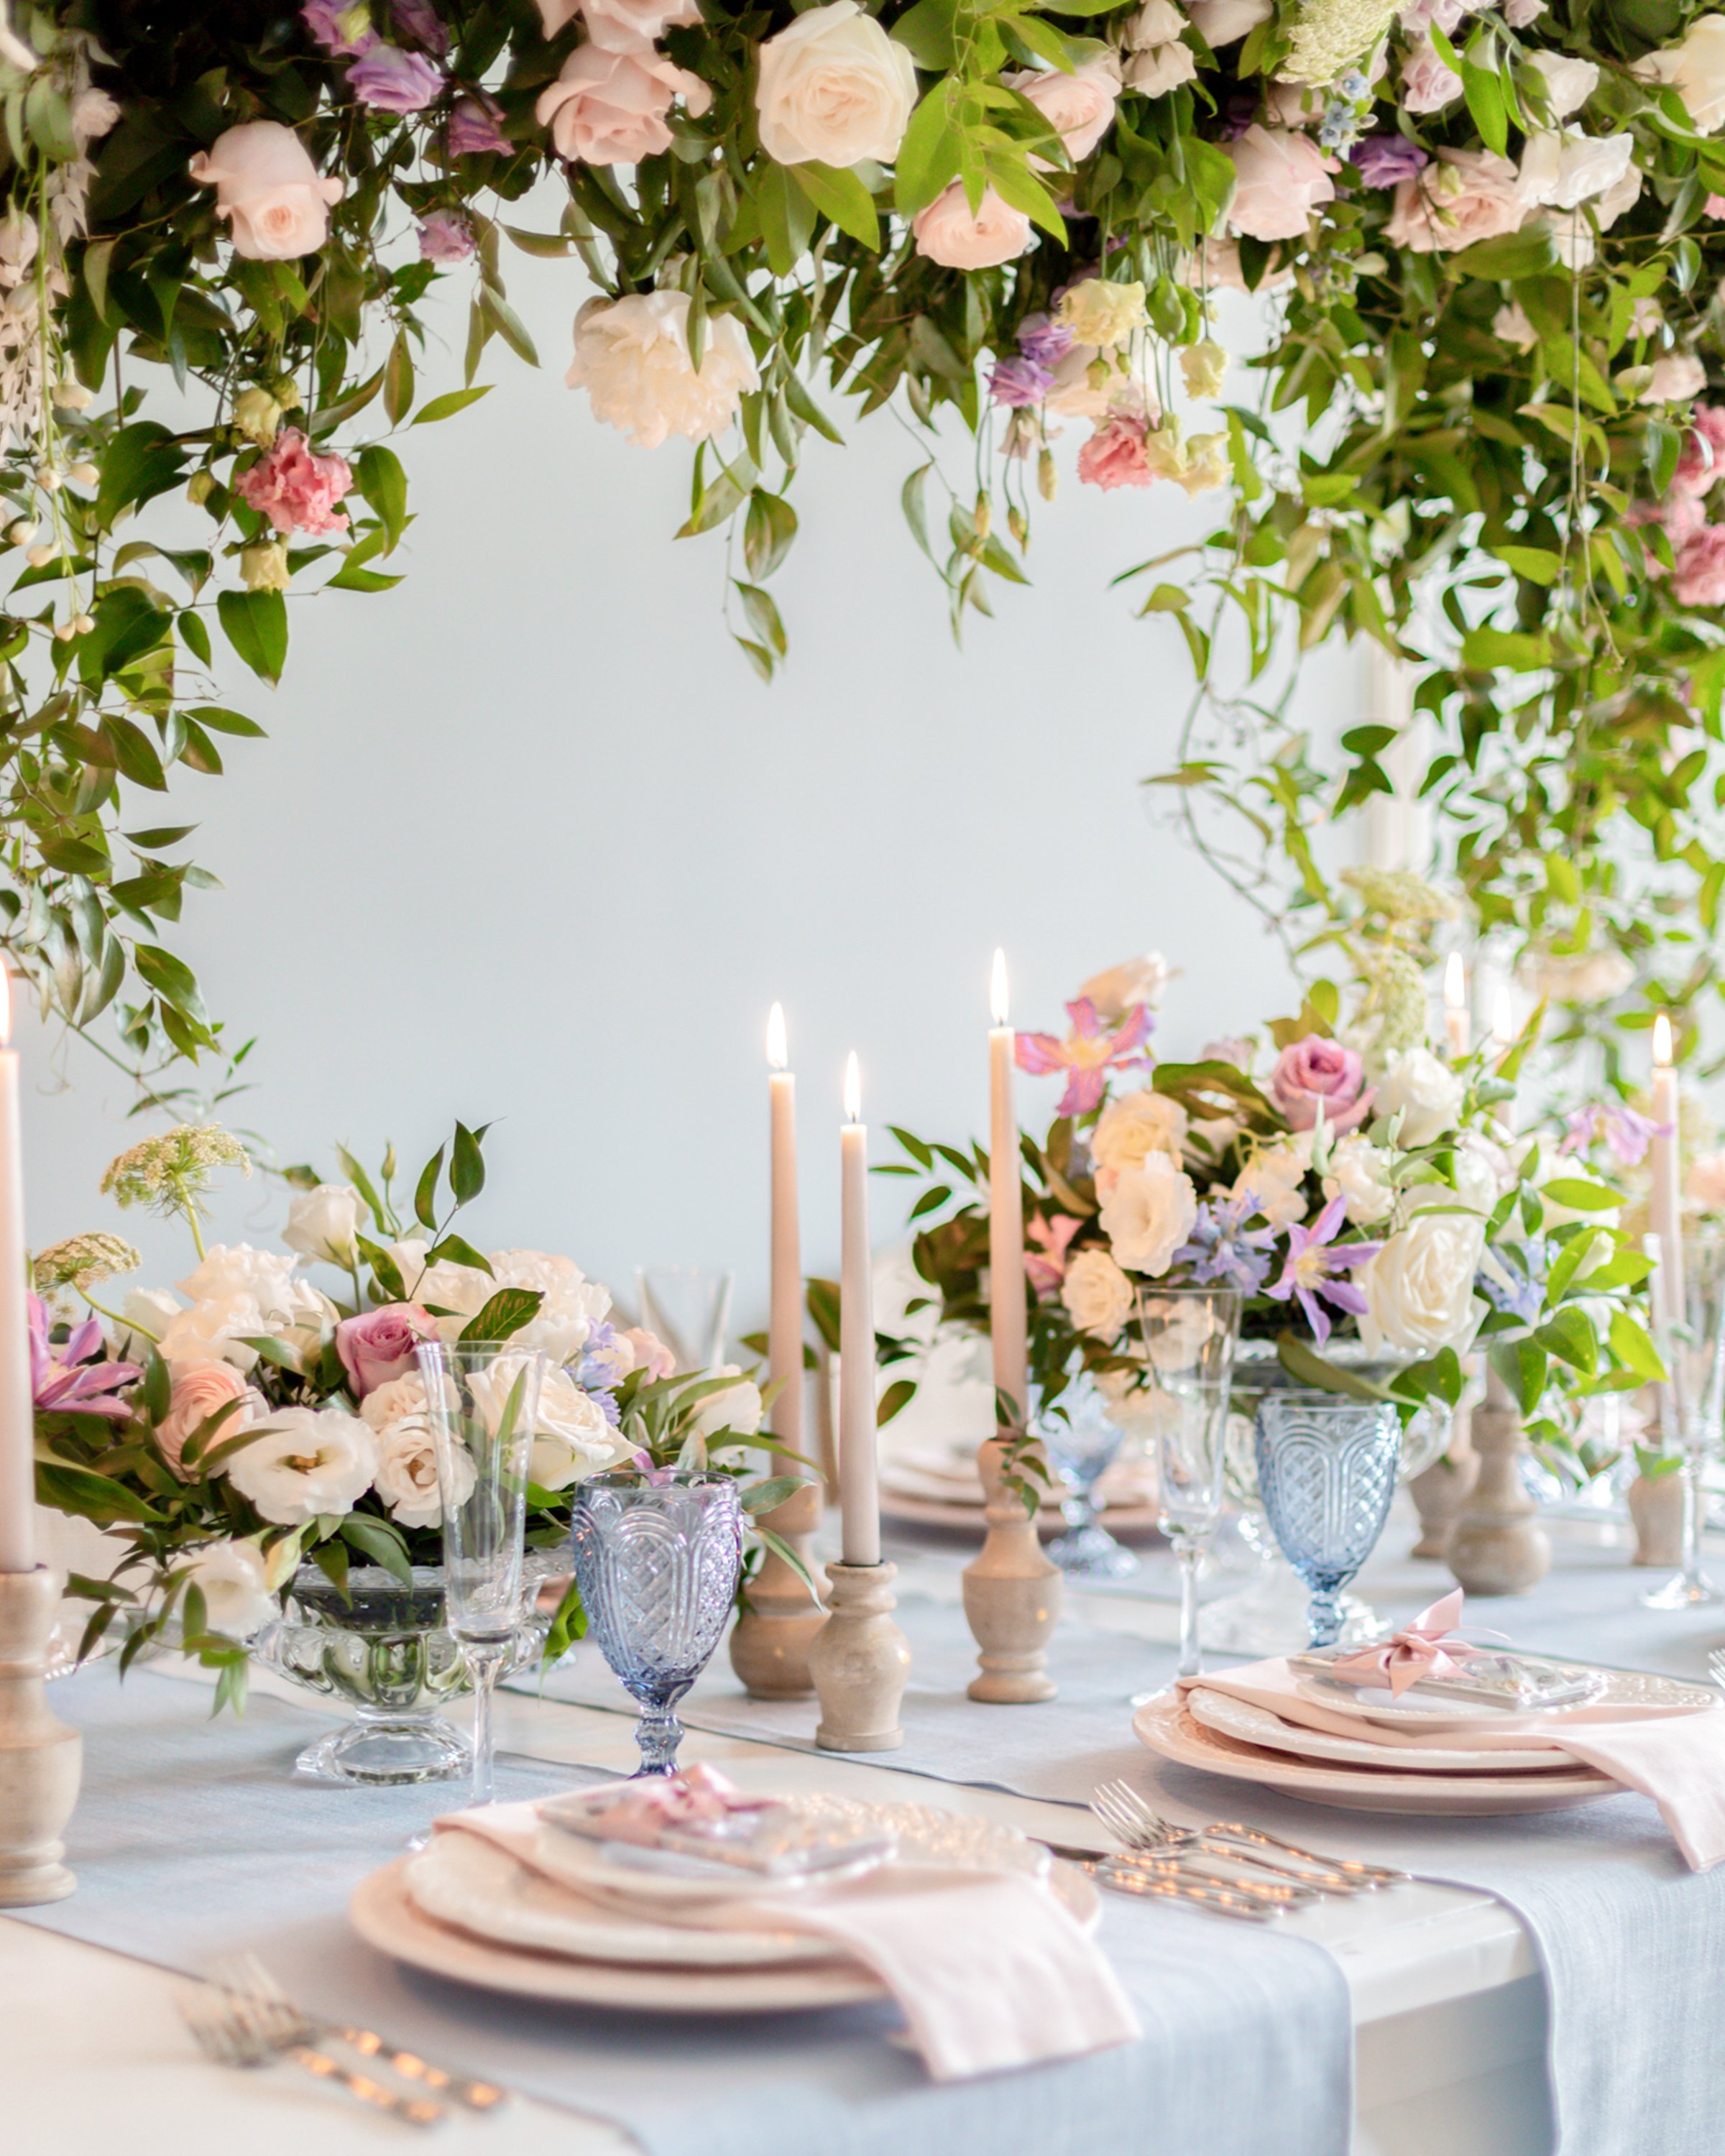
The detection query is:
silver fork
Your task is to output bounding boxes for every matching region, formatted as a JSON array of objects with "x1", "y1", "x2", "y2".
[
  {"x1": 1708, "y1": 1648, "x2": 1725, "y2": 1696},
  {"x1": 212, "y1": 1954, "x2": 506, "y2": 2113},
  {"x1": 177, "y1": 1979, "x2": 445, "y2": 2127},
  {"x1": 1091, "y1": 1779, "x2": 1409, "y2": 1890}
]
